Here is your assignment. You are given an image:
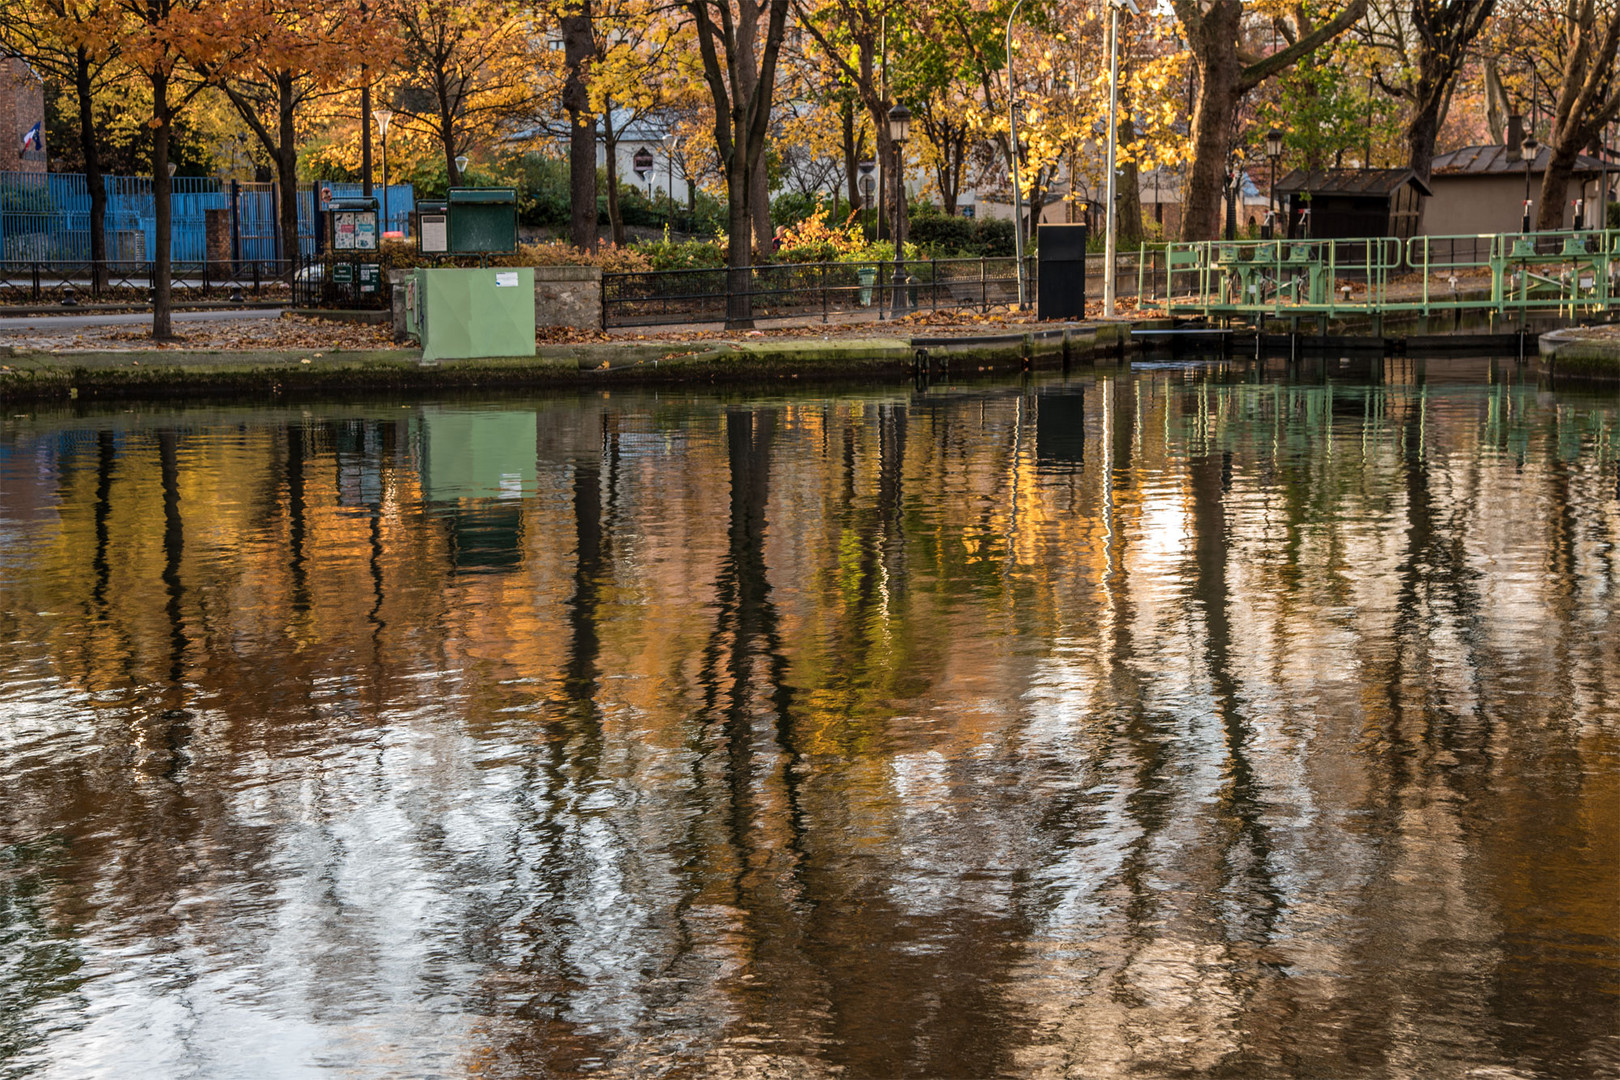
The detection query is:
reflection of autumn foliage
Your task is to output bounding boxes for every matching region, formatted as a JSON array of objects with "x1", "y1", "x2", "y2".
[{"x1": 2, "y1": 380, "x2": 1619, "y2": 1077}]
